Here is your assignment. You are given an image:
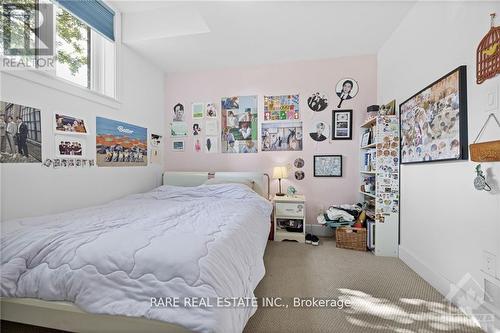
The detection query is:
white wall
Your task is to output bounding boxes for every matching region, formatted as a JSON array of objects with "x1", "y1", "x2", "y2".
[
  {"x1": 0, "y1": 45, "x2": 165, "y2": 221},
  {"x1": 378, "y1": 1, "x2": 500, "y2": 331}
]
